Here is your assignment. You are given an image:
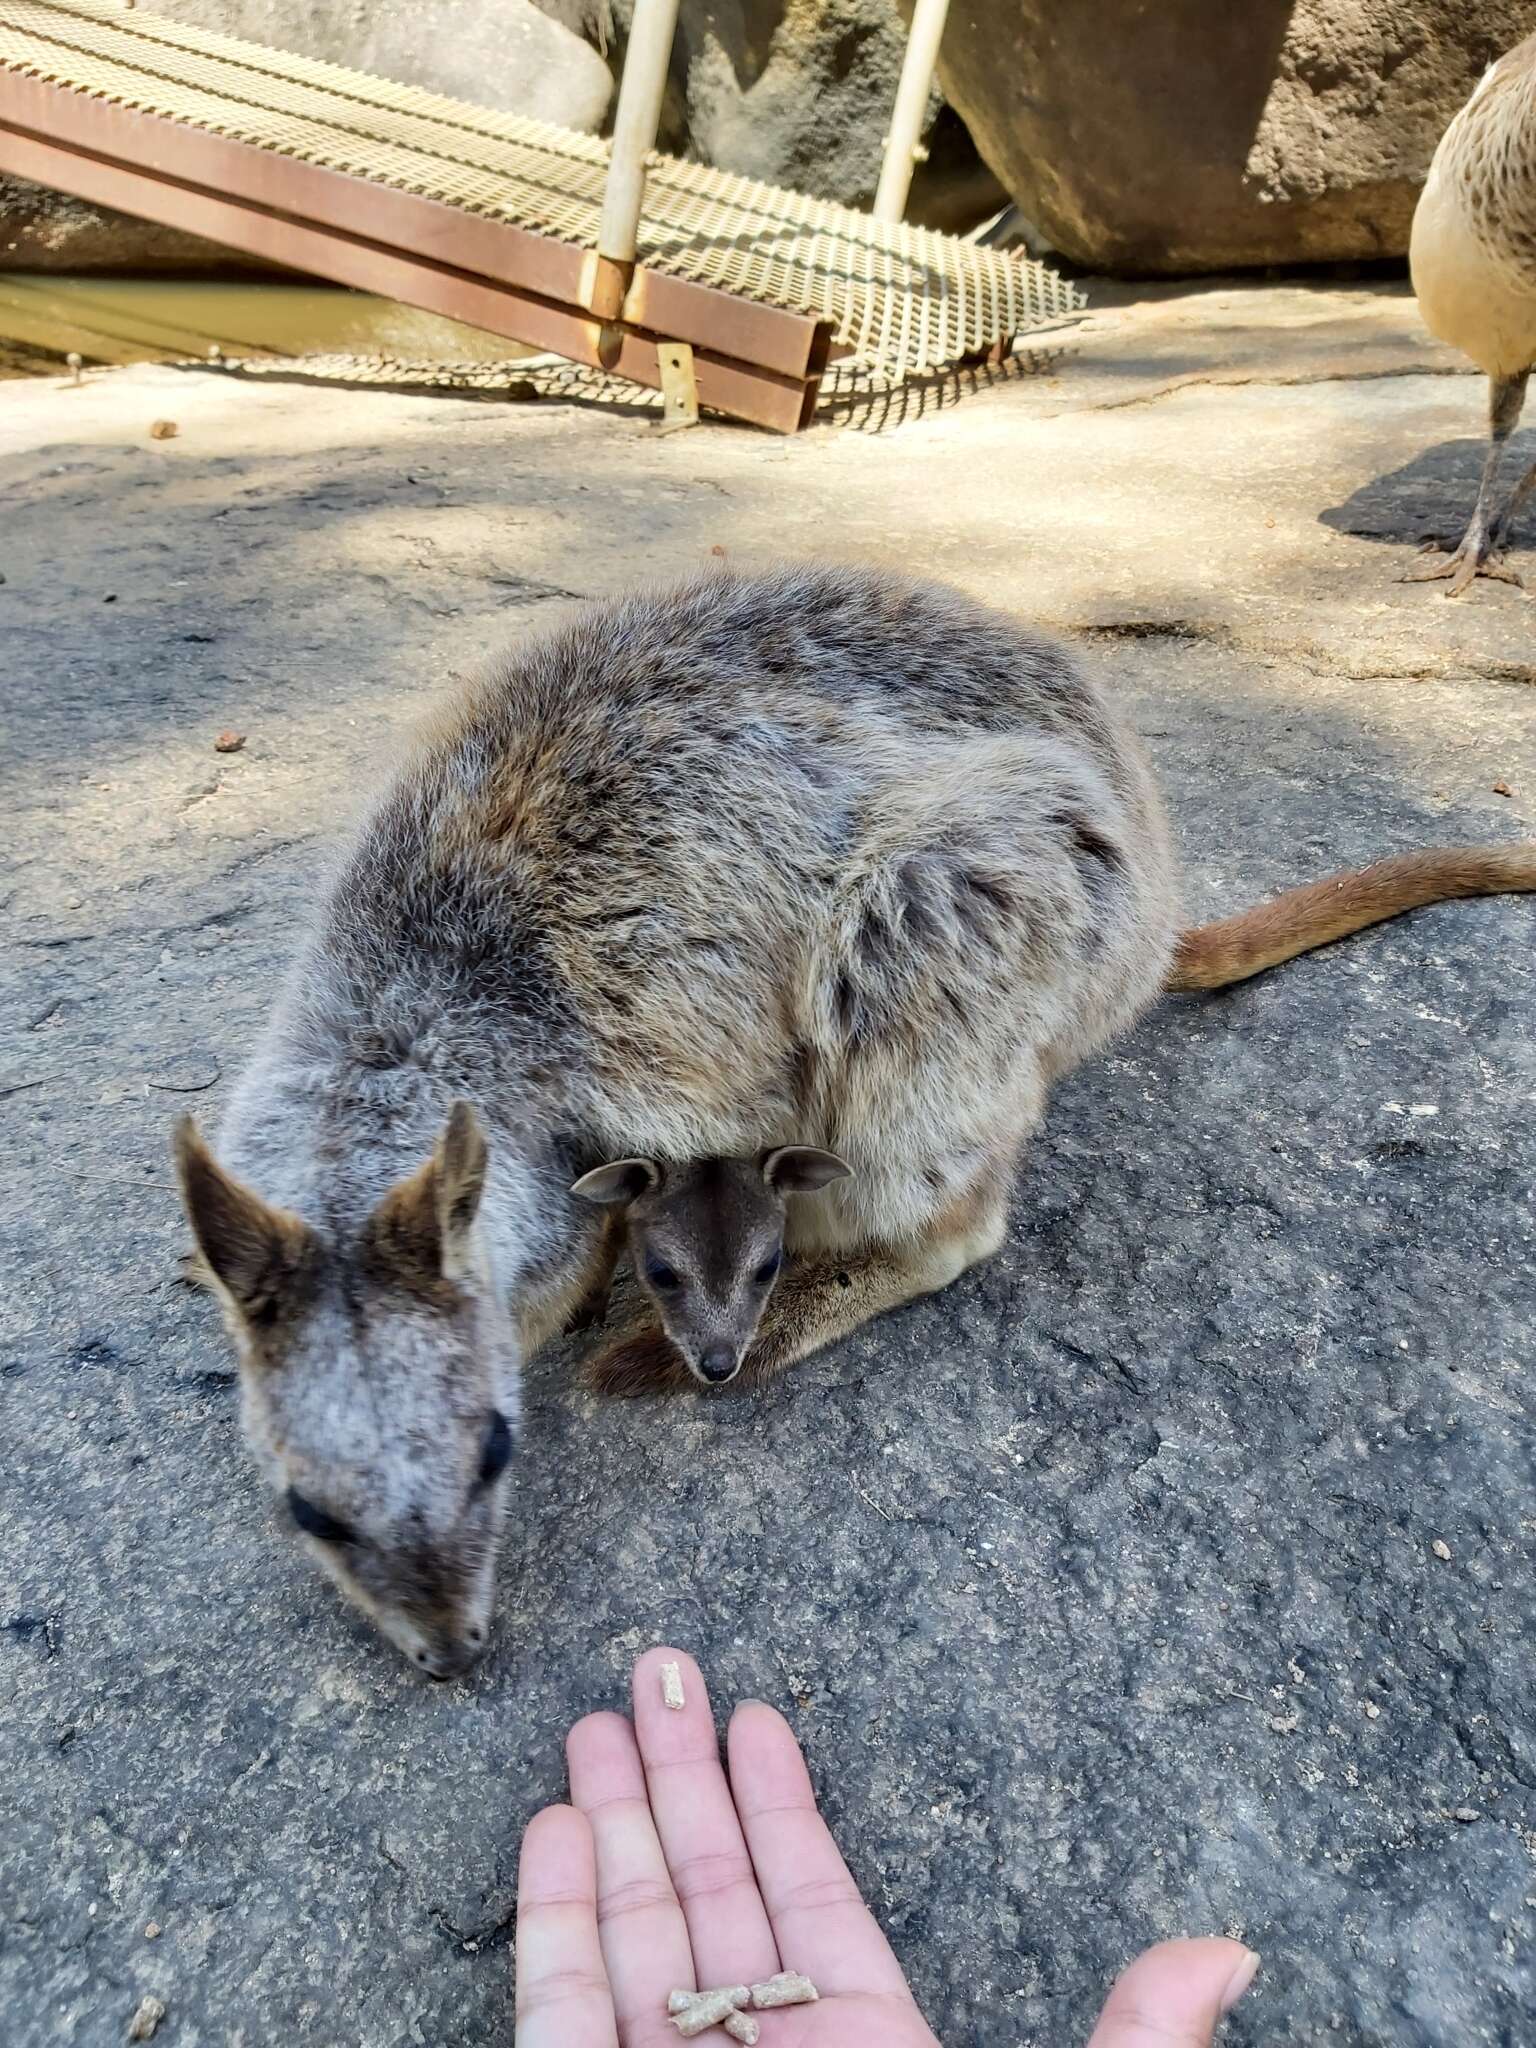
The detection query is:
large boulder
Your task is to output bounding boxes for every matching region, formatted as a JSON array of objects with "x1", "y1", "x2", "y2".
[
  {"x1": 1, "y1": 0, "x2": 612, "y2": 272},
  {"x1": 538, "y1": 0, "x2": 1005, "y2": 228},
  {"x1": 919, "y1": 0, "x2": 1536, "y2": 273}
]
